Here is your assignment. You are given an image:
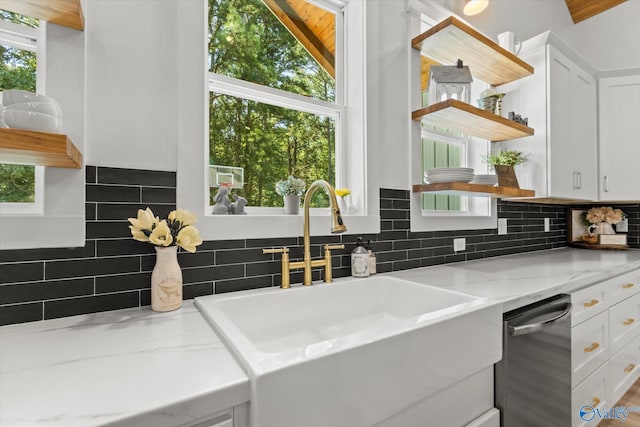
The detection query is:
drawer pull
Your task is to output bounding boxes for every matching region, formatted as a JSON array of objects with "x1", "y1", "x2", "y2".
[
  {"x1": 584, "y1": 342, "x2": 600, "y2": 353},
  {"x1": 625, "y1": 363, "x2": 636, "y2": 373},
  {"x1": 624, "y1": 318, "x2": 635, "y2": 326},
  {"x1": 623, "y1": 283, "x2": 635, "y2": 289},
  {"x1": 592, "y1": 397, "x2": 601, "y2": 407},
  {"x1": 584, "y1": 299, "x2": 599, "y2": 308}
]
